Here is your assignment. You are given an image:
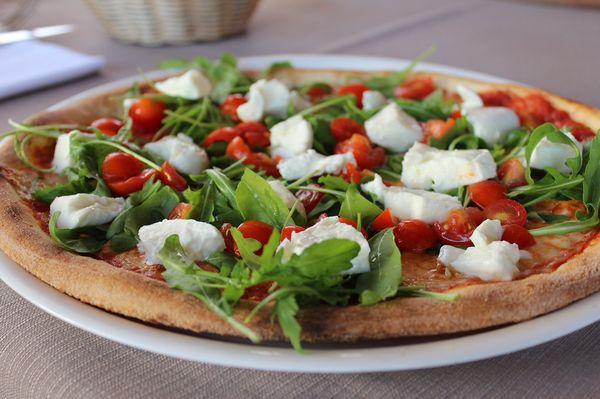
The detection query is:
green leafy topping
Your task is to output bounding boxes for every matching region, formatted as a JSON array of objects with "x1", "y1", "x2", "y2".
[
  {"x1": 339, "y1": 185, "x2": 382, "y2": 224},
  {"x1": 49, "y1": 212, "x2": 107, "y2": 253},
  {"x1": 357, "y1": 229, "x2": 402, "y2": 305}
]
